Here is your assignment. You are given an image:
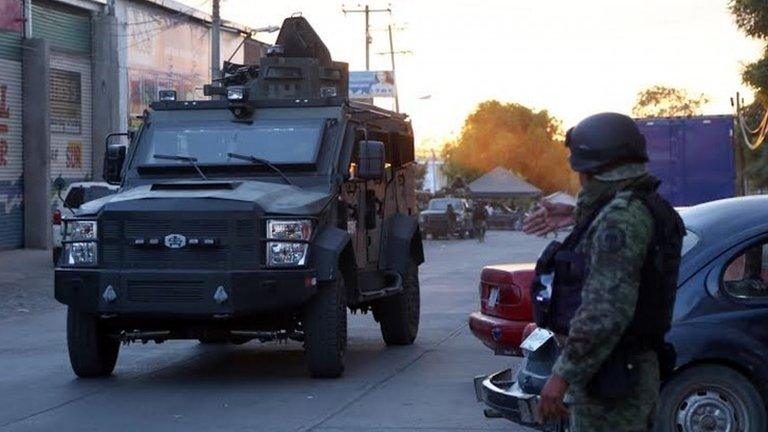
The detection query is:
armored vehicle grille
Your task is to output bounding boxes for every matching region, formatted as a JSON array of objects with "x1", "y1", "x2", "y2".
[
  {"x1": 100, "y1": 217, "x2": 259, "y2": 270},
  {"x1": 127, "y1": 280, "x2": 205, "y2": 303}
]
